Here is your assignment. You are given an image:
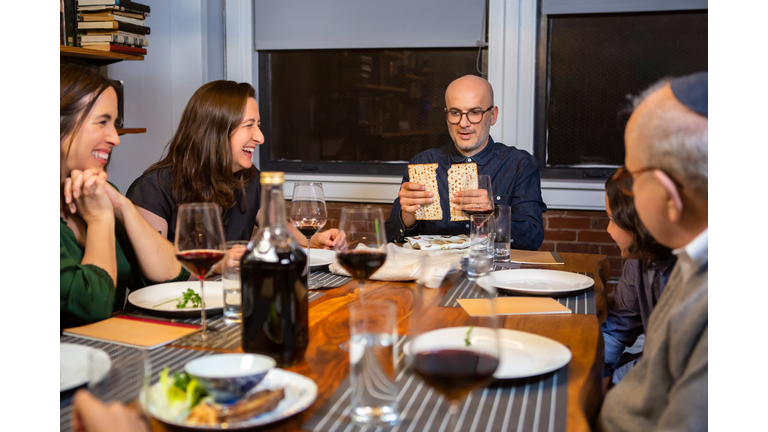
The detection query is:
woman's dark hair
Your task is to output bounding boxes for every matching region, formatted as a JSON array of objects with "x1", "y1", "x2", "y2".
[
  {"x1": 60, "y1": 62, "x2": 115, "y2": 160},
  {"x1": 605, "y1": 173, "x2": 672, "y2": 261},
  {"x1": 146, "y1": 80, "x2": 257, "y2": 211}
]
